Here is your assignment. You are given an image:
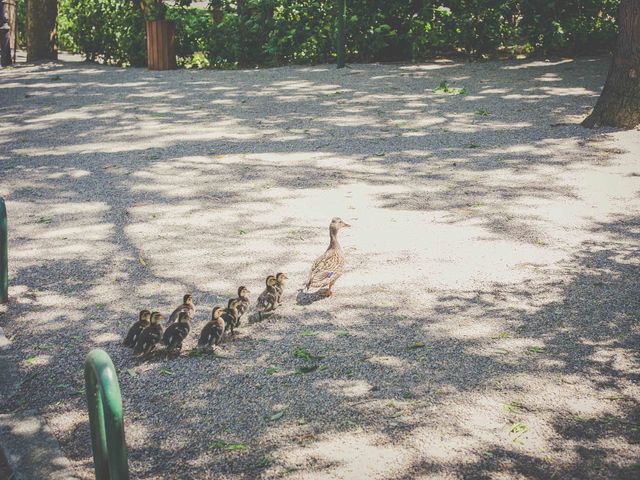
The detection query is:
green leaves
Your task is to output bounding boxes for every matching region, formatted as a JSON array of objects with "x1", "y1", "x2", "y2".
[
  {"x1": 299, "y1": 331, "x2": 319, "y2": 337},
  {"x1": 208, "y1": 440, "x2": 248, "y2": 451},
  {"x1": 434, "y1": 80, "x2": 466, "y2": 95},
  {"x1": 270, "y1": 409, "x2": 286, "y2": 421},
  {"x1": 57, "y1": 1, "x2": 617, "y2": 69},
  {"x1": 510, "y1": 422, "x2": 529, "y2": 444},
  {"x1": 293, "y1": 346, "x2": 315, "y2": 361}
]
